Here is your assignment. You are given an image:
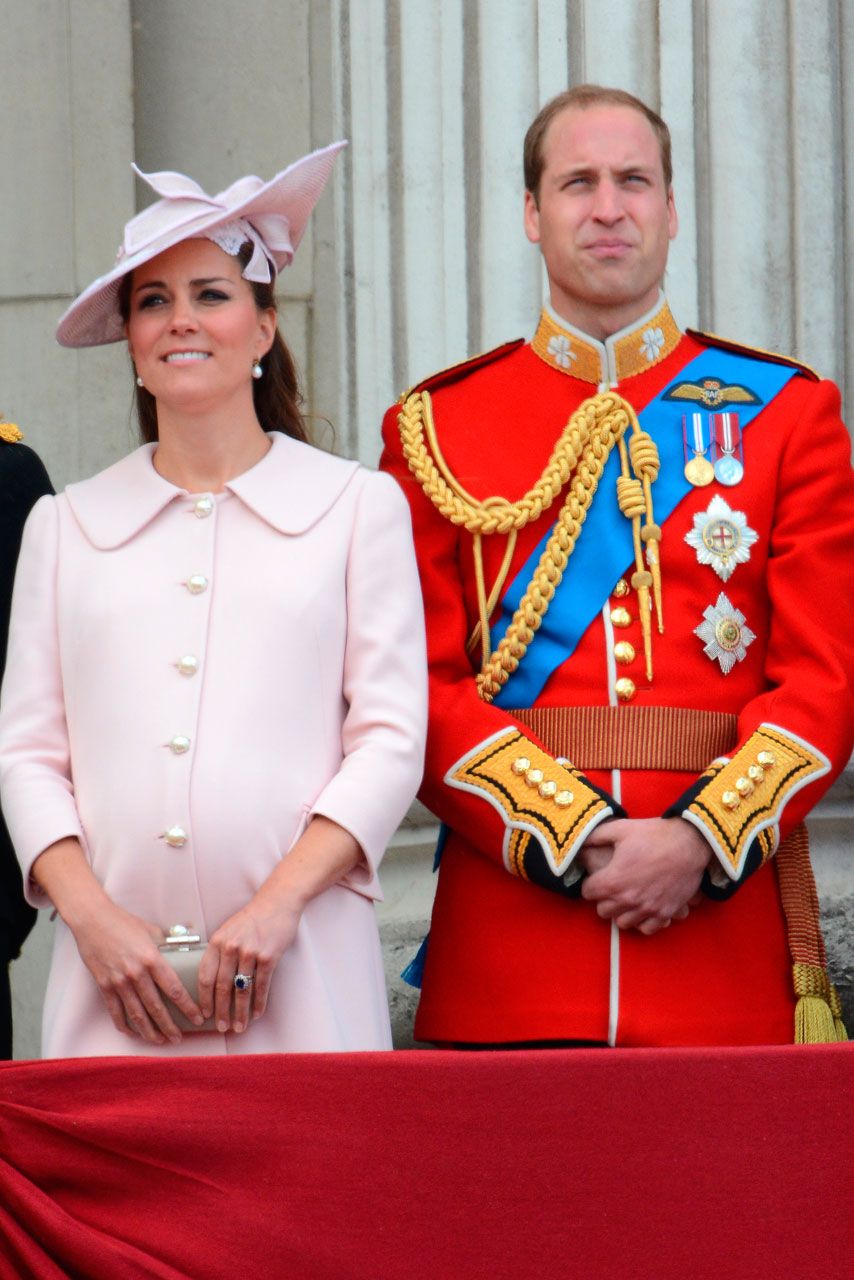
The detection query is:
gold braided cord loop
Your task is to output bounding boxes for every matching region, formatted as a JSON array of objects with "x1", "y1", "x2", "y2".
[
  {"x1": 399, "y1": 389, "x2": 586, "y2": 535},
  {"x1": 398, "y1": 388, "x2": 662, "y2": 704}
]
